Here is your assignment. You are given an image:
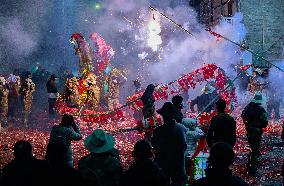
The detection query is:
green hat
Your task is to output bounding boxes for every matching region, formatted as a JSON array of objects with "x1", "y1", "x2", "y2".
[
  {"x1": 84, "y1": 129, "x2": 115, "y2": 153},
  {"x1": 251, "y1": 92, "x2": 263, "y2": 104}
]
